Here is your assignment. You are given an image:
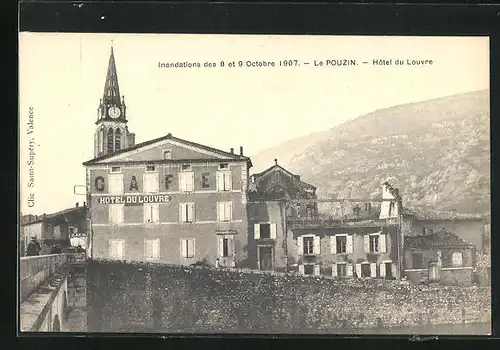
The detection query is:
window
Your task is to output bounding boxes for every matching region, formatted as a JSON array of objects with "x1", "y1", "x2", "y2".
[
  {"x1": 109, "y1": 204, "x2": 124, "y2": 224},
  {"x1": 219, "y1": 163, "x2": 229, "y2": 170},
  {"x1": 107, "y1": 128, "x2": 114, "y2": 153},
  {"x1": 163, "y1": 150, "x2": 172, "y2": 160},
  {"x1": 303, "y1": 237, "x2": 314, "y2": 255},
  {"x1": 361, "y1": 263, "x2": 371, "y2": 278},
  {"x1": 146, "y1": 165, "x2": 156, "y2": 172},
  {"x1": 179, "y1": 172, "x2": 194, "y2": 192},
  {"x1": 452, "y1": 252, "x2": 463, "y2": 267},
  {"x1": 218, "y1": 235, "x2": 234, "y2": 257},
  {"x1": 388, "y1": 201, "x2": 395, "y2": 216},
  {"x1": 108, "y1": 174, "x2": 123, "y2": 195},
  {"x1": 144, "y1": 239, "x2": 160, "y2": 260},
  {"x1": 110, "y1": 166, "x2": 121, "y2": 173},
  {"x1": 369, "y1": 235, "x2": 379, "y2": 253},
  {"x1": 143, "y1": 203, "x2": 159, "y2": 223},
  {"x1": 180, "y1": 238, "x2": 195, "y2": 258},
  {"x1": 298, "y1": 235, "x2": 320, "y2": 256},
  {"x1": 143, "y1": 172, "x2": 159, "y2": 193},
  {"x1": 337, "y1": 263, "x2": 347, "y2": 277},
  {"x1": 303, "y1": 264, "x2": 314, "y2": 275},
  {"x1": 364, "y1": 233, "x2": 386, "y2": 254},
  {"x1": 179, "y1": 203, "x2": 195, "y2": 223},
  {"x1": 422, "y1": 227, "x2": 434, "y2": 235},
  {"x1": 216, "y1": 171, "x2": 232, "y2": 191},
  {"x1": 181, "y1": 164, "x2": 191, "y2": 171},
  {"x1": 201, "y1": 173, "x2": 210, "y2": 188},
  {"x1": 114, "y1": 128, "x2": 121, "y2": 151},
  {"x1": 412, "y1": 252, "x2": 424, "y2": 269},
  {"x1": 164, "y1": 175, "x2": 174, "y2": 190},
  {"x1": 254, "y1": 223, "x2": 277, "y2": 240},
  {"x1": 109, "y1": 239, "x2": 124, "y2": 260},
  {"x1": 217, "y1": 202, "x2": 233, "y2": 222},
  {"x1": 336, "y1": 236, "x2": 347, "y2": 254},
  {"x1": 260, "y1": 224, "x2": 270, "y2": 239},
  {"x1": 331, "y1": 234, "x2": 353, "y2": 254},
  {"x1": 380, "y1": 261, "x2": 394, "y2": 278}
]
